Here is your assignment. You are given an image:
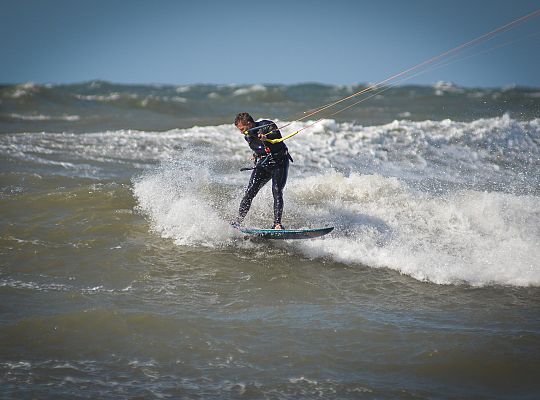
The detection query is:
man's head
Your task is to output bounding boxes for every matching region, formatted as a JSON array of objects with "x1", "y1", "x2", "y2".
[{"x1": 234, "y1": 112, "x2": 255, "y2": 133}]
